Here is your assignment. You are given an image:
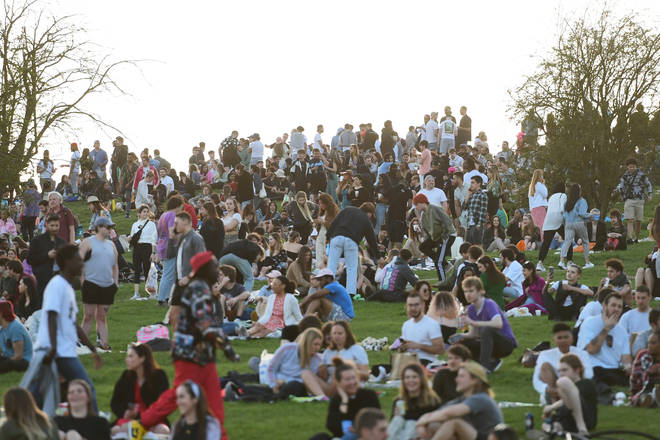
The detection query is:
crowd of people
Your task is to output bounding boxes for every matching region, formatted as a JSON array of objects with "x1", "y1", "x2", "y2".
[{"x1": 0, "y1": 108, "x2": 659, "y2": 439}]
